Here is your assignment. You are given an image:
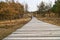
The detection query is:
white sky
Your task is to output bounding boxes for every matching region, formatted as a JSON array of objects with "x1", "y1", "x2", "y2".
[
  {"x1": 19, "y1": 0, "x2": 55, "y2": 12},
  {"x1": 0, "y1": 0, "x2": 55, "y2": 12}
]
